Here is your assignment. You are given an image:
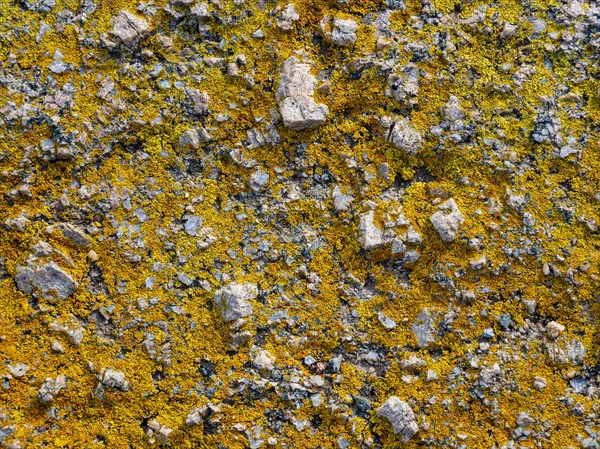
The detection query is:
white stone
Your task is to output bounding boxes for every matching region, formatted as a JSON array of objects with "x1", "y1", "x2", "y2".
[
  {"x1": 386, "y1": 118, "x2": 423, "y2": 155},
  {"x1": 110, "y1": 10, "x2": 151, "y2": 47},
  {"x1": 276, "y1": 57, "x2": 328, "y2": 131},
  {"x1": 253, "y1": 349, "x2": 275, "y2": 372},
  {"x1": 376, "y1": 396, "x2": 419, "y2": 442},
  {"x1": 98, "y1": 368, "x2": 129, "y2": 391},
  {"x1": 213, "y1": 282, "x2": 257, "y2": 322},
  {"x1": 545, "y1": 321, "x2": 565, "y2": 339},
  {"x1": 279, "y1": 96, "x2": 328, "y2": 131},
  {"x1": 15, "y1": 261, "x2": 78, "y2": 300},
  {"x1": 429, "y1": 198, "x2": 464, "y2": 242},
  {"x1": 38, "y1": 375, "x2": 67, "y2": 403},
  {"x1": 358, "y1": 210, "x2": 394, "y2": 251},
  {"x1": 276, "y1": 3, "x2": 299, "y2": 30},
  {"x1": 320, "y1": 16, "x2": 358, "y2": 46},
  {"x1": 332, "y1": 186, "x2": 354, "y2": 211}
]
